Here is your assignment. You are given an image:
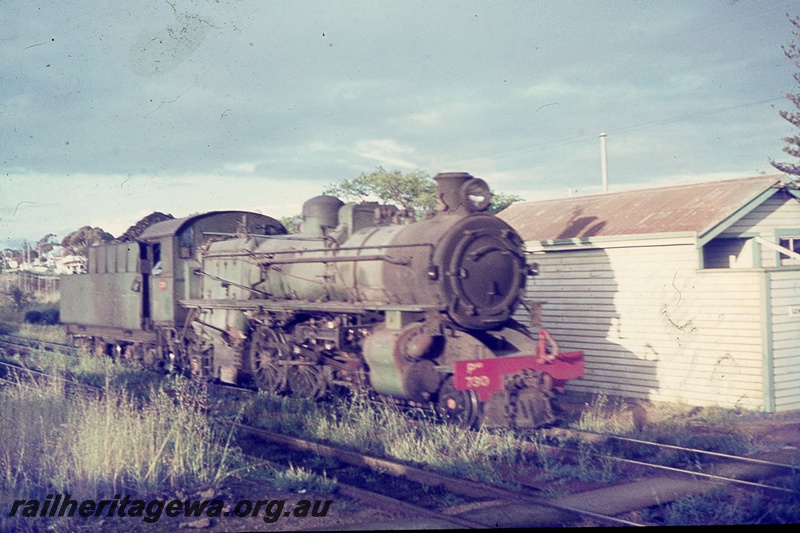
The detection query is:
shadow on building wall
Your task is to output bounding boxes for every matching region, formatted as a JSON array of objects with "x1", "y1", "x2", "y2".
[{"x1": 541, "y1": 208, "x2": 659, "y2": 416}]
